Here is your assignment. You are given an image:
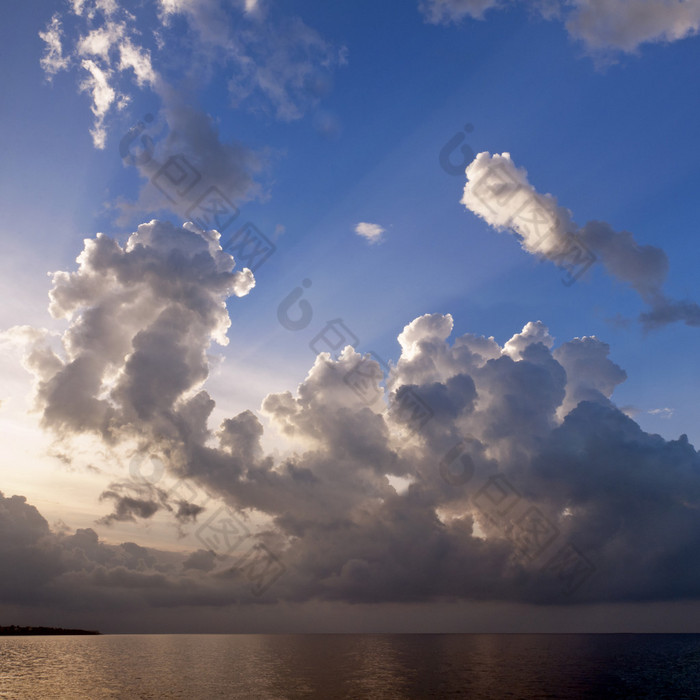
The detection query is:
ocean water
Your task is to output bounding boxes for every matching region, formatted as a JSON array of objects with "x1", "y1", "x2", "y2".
[{"x1": 0, "y1": 633, "x2": 699, "y2": 699}]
